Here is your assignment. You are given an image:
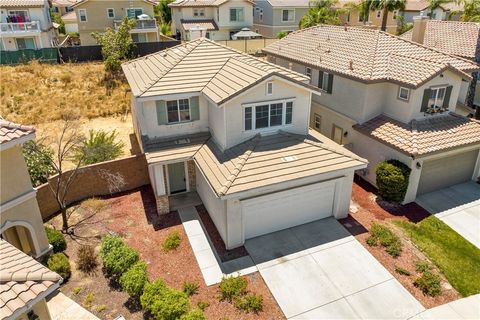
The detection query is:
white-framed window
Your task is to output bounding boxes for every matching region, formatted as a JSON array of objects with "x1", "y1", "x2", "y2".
[
  {"x1": 305, "y1": 67, "x2": 312, "y2": 79},
  {"x1": 194, "y1": 8, "x2": 205, "y2": 17},
  {"x1": 266, "y1": 81, "x2": 273, "y2": 95},
  {"x1": 126, "y1": 8, "x2": 144, "y2": 19},
  {"x1": 319, "y1": 71, "x2": 331, "y2": 92},
  {"x1": 282, "y1": 9, "x2": 295, "y2": 22},
  {"x1": 167, "y1": 99, "x2": 190, "y2": 123},
  {"x1": 314, "y1": 113, "x2": 321, "y2": 130},
  {"x1": 107, "y1": 8, "x2": 115, "y2": 19},
  {"x1": 16, "y1": 37, "x2": 36, "y2": 50},
  {"x1": 428, "y1": 87, "x2": 446, "y2": 109},
  {"x1": 79, "y1": 9, "x2": 87, "y2": 22},
  {"x1": 244, "y1": 100, "x2": 294, "y2": 131},
  {"x1": 230, "y1": 8, "x2": 244, "y2": 22},
  {"x1": 398, "y1": 87, "x2": 410, "y2": 101}
]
